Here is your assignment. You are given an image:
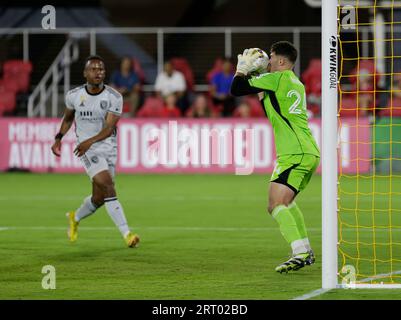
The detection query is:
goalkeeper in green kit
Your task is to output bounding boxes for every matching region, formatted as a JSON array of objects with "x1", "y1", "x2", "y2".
[{"x1": 231, "y1": 41, "x2": 320, "y2": 273}]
